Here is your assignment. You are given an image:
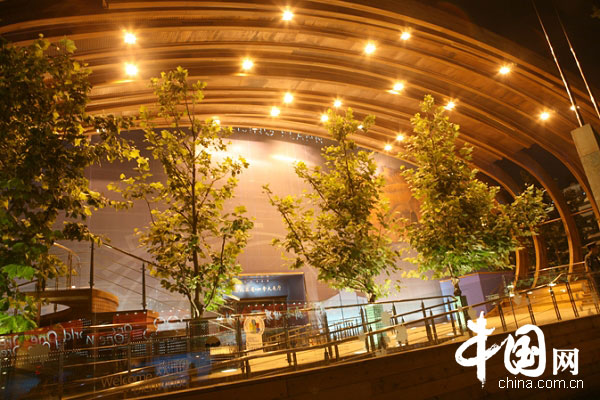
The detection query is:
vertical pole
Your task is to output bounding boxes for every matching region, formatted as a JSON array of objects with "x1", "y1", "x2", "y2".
[
  {"x1": 526, "y1": 293, "x2": 536, "y2": 325},
  {"x1": 89, "y1": 241, "x2": 95, "y2": 289},
  {"x1": 391, "y1": 303, "x2": 398, "y2": 325},
  {"x1": 549, "y1": 286, "x2": 562, "y2": 321},
  {"x1": 498, "y1": 302, "x2": 507, "y2": 332},
  {"x1": 67, "y1": 252, "x2": 72, "y2": 289},
  {"x1": 565, "y1": 281, "x2": 579, "y2": 318},
  {"x1": 284, "y1": 313, "x2": 292, "y2": 365},
  {"x1": 421, "y1": 301, "x2": 433, "y2": 343},
  {"x1": 429, "y1": 310, "x2": 438, "y2": 344},
  {"x1": 141, "y1": 263, "x2": 147, "y2": 311},
  {"x1": 449, "y1": 310, "x2": 457, "y2": 337},
  {"x1": 359, "y1": 307, "x2": 369, "y2": 352}
]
